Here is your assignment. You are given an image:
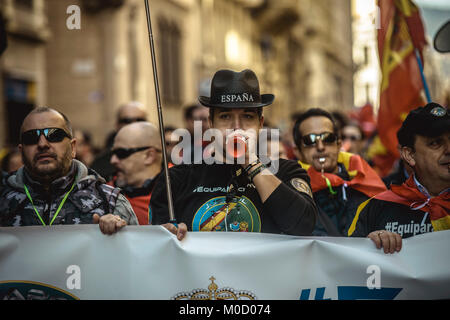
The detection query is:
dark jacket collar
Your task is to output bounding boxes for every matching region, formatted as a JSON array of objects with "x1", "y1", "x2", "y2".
[{"x1": 119, "y1": 177, "x2": 158, "y2": 198}]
